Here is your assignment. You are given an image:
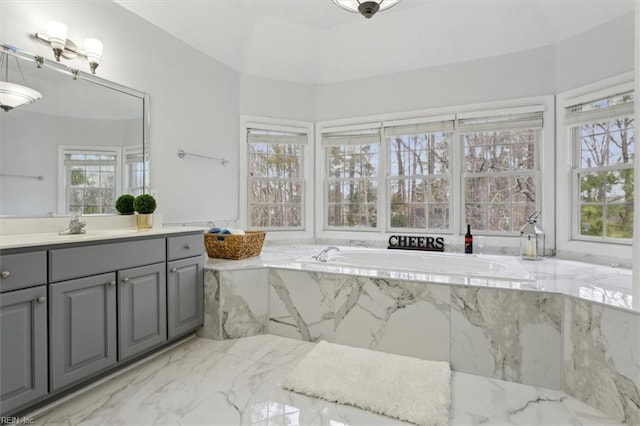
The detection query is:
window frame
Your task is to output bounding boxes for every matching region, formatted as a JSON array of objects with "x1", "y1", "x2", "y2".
[
  {"x1": 239, "y1": 115, "x2": 314, "y2": 241},
  {"x1": 57, "y1": 145, "x2": 122, "y2": 215},
  {"x1": 384, "y1": 115, "x2": 455, "y2": 233},
  {"x1": 458, "y1": 108, "x2": 544, "y2": 236},
  {"x1": 556, "y1": 72, "x2": 634, "y2": 259},
  {"x1": 321, "y1": 123, "x2": 383, "y2": 232},
  {"x1": 316, "y1": 96, "x2": 555, "y2": 249}
]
